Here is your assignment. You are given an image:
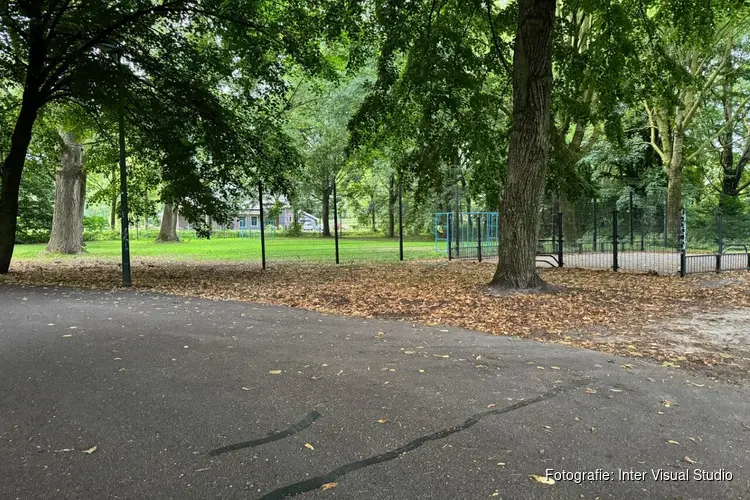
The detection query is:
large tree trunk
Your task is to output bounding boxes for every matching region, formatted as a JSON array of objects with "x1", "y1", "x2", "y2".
[
  {"x1": 46, "y1": 131, "x2": 86, "y2": 254},
  {"x1": 156, "y1": 203, "x2": 180, "y2": 242},
  {"x1": 490, "y1": 0, "x2": 556, "y2": 291},
  {"x1": 0, "y1": 15, "x2": 46, "y2": 274},
  {"x1": 0, "y1": 93, "x2": 41, "y2": 273},
  {"x1": 322, "y1": 187, "x2": 331, "y2": 237},
  {"x1": 666, "y1": 130, "x2": 684, "y2": 243}
]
